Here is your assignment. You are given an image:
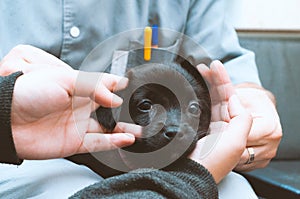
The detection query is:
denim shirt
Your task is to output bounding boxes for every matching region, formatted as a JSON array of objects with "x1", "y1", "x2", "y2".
[{"x1": 0, "y1": 0, "x2": 261, "y2": 85}]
